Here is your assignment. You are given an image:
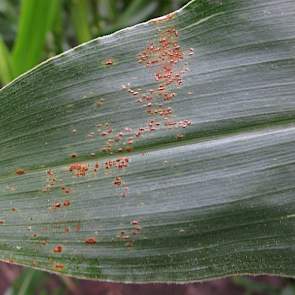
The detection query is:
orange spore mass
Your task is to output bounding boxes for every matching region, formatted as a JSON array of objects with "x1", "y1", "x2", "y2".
[
  {"x1": 113, "y1": 176, "x2": 123, "y2": 187},
  {"x1": 63, "y1": 200, "x2": 71, "y2": 207},
  {"x1": 16, "y1": 168, "x2": 25, "y2": 176},
  {"x1": 85, "y1": 237, "x2": 96, "y2": 245},
  {"x1": 53, "y1": 245, "x2": 63, "y2": 253},
  {"x1": 69, "y1": 163, "x2": 89, "y2": 176},
  {"x1": 54, "y1": 263, "x2": 64, "y2": 270},
  {"x1": 105, "y1": 58, "x2": 113, "y2": 65}
]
